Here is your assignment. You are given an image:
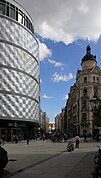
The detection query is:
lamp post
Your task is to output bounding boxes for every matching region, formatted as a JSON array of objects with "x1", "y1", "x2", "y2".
[{"x1": 90, "y1": 94, "x2": 101, "y2": 141}]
